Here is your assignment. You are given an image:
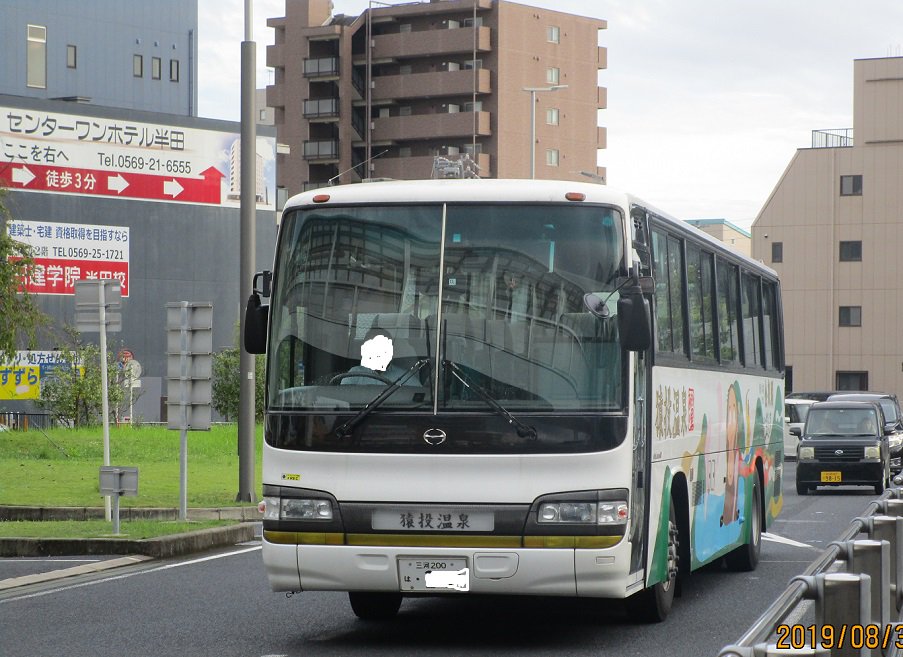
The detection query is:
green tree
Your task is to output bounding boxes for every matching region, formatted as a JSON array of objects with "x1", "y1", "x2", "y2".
[
  {"x1": 35, "y1": 329, "x2": 127, "y2": 427},
  {"x1": 212, "y1": 346, "x2": 265, "y2": 422},
  {"x1": 0, "y1": 188, "x2": 45, "y2": 361}
]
